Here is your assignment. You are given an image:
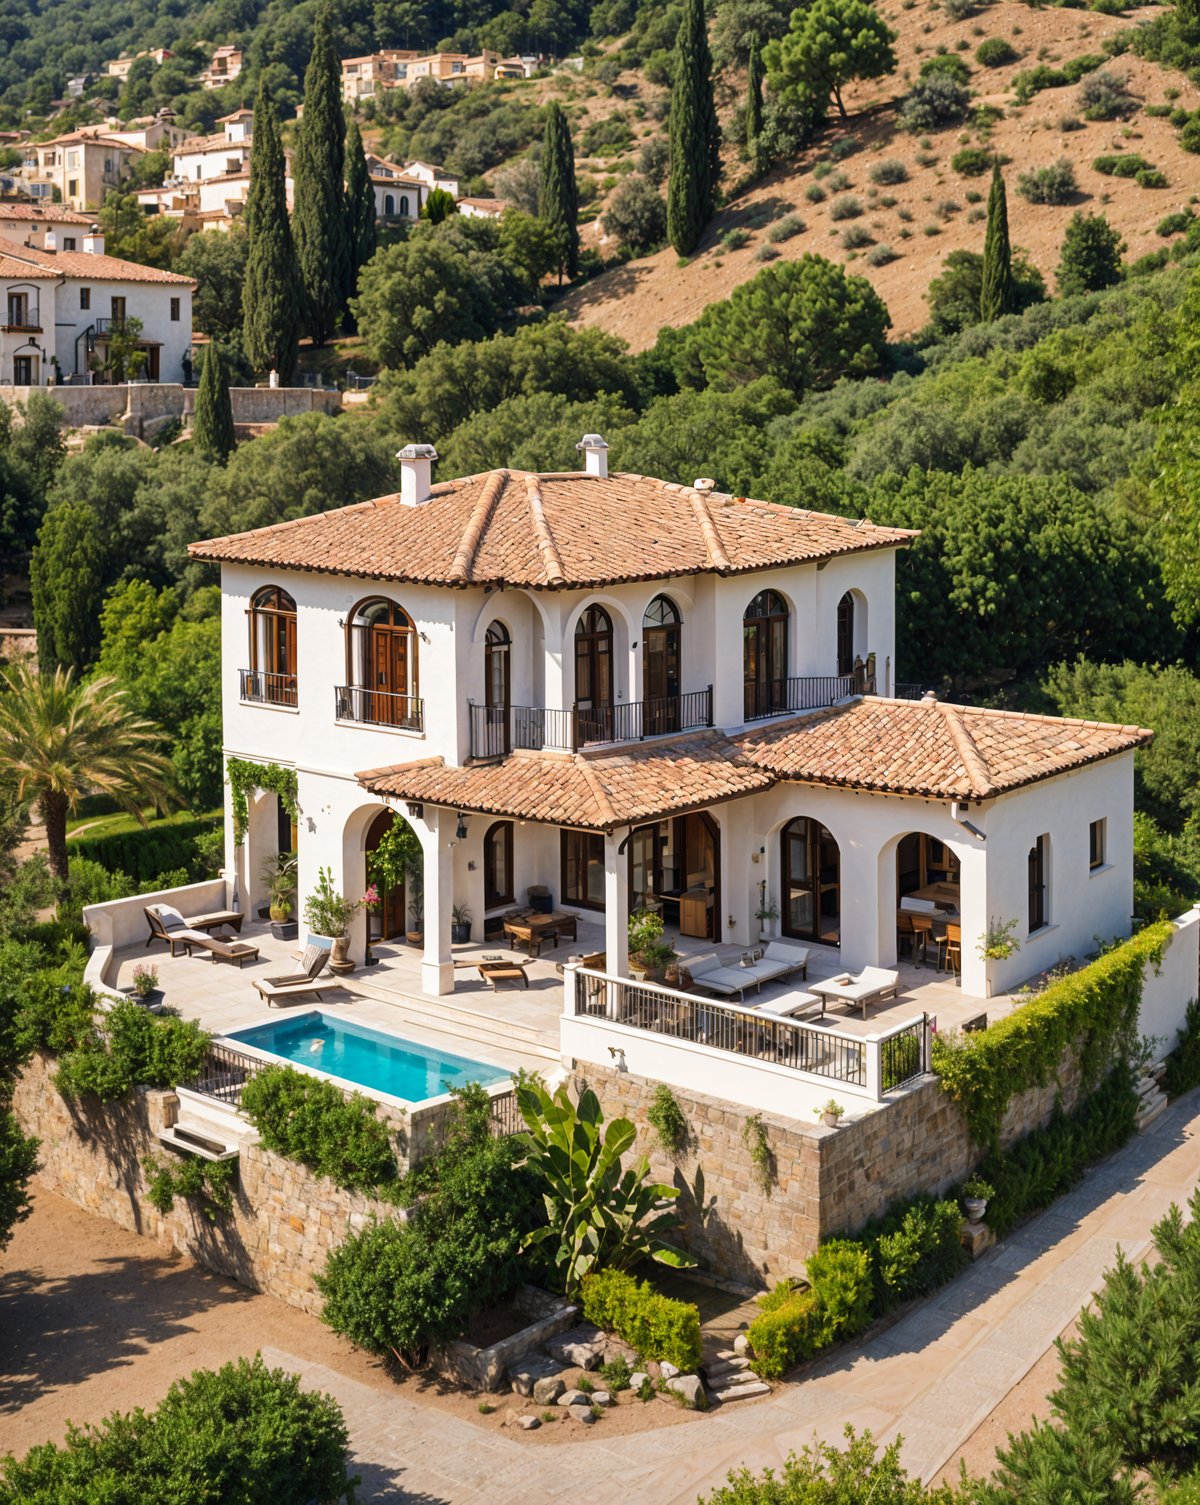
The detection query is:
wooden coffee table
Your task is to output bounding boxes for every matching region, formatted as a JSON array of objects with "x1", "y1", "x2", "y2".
[{"x1": 467, "y1": 955, "x2": 530, "y2": 990}]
